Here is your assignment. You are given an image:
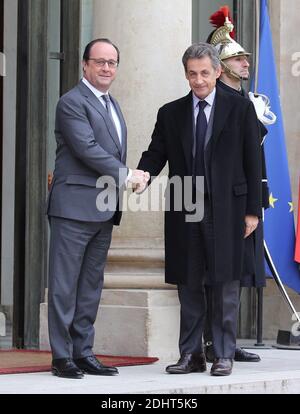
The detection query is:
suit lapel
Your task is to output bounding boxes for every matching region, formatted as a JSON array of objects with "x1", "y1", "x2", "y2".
[
  {"x1": 210, "y1": 85, "x2": 233, "y2": 148},
  {"x1": 77, "y1": 81, "x2": 122, "y2": 155},
  {"x1": 110, "y1": 95, "x2": 127, "y2": 162},
  {"x1": 179, "y1": 92, "x2": 194, "y2": 175}
]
